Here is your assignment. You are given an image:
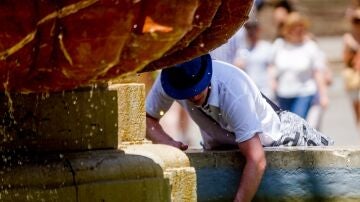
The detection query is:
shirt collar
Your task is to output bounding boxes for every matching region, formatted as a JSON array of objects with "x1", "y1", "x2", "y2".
[{"x1": 201, "y1": 79, "x2": 219, "y2": 109}]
